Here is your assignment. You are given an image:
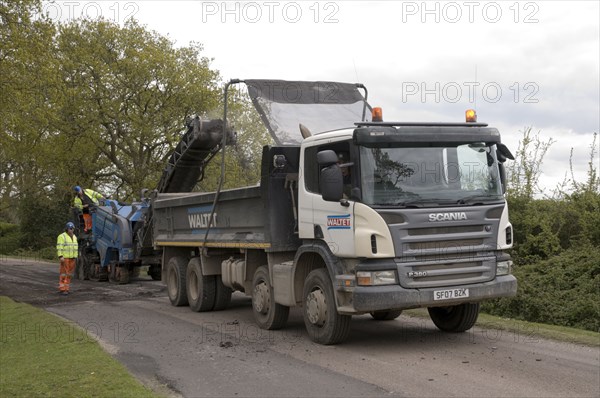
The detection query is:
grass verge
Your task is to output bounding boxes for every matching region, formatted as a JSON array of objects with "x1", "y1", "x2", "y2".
[
  {"x1": 404, "y1": 308, "x2": 600, "y2": 347},
  {"x1": 0, "y1": 296, "x2": 162, "y2": 398}
]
